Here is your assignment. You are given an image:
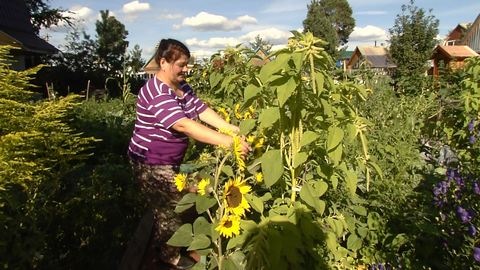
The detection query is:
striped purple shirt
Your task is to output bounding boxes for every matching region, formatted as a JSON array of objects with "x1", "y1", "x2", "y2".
[{"x1": 128, "y1": 77, "x2": 208, "y2": 165}]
